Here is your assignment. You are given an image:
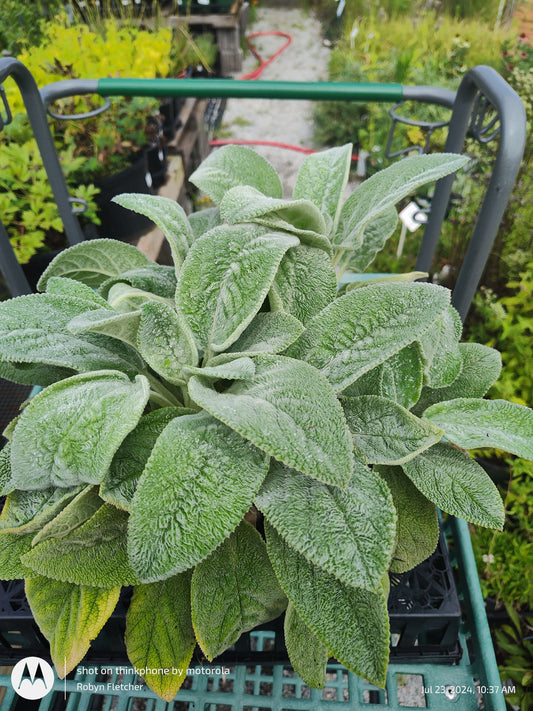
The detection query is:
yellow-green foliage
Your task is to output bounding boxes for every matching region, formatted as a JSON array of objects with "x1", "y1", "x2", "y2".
[
  {"x1": 5, "y1": 15, "x2": 173, "y2": 113},
  {"x1": 337, "y1": 13, "x2": 511, "y2": 85}
]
